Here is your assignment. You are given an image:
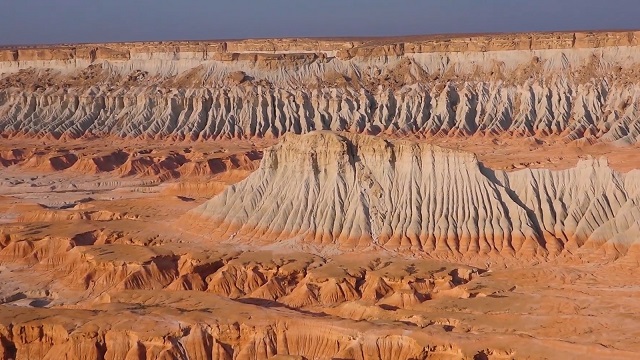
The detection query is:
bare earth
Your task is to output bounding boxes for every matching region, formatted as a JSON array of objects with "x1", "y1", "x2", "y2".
[
  {"x1": 1, "y1": 31, "x2": 640, "y2": 360},
  {"x1": 1, "y1": 135, "x2": 639, "y2": 360}
]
